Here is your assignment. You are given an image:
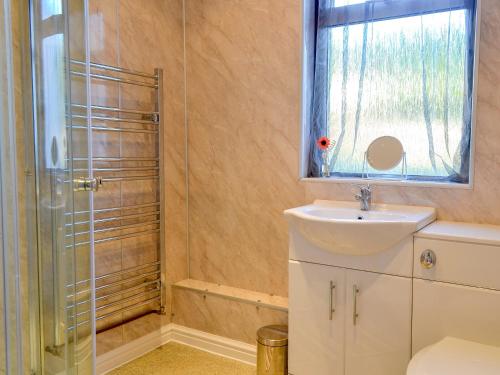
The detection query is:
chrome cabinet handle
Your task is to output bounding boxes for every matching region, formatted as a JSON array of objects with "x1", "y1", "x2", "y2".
[
  {"x1": 329, "y1": 281, "x2": 336, "y2": 320},
  {"x1": 353, "y1": 285, "x2": 360, "y2": 325}
]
